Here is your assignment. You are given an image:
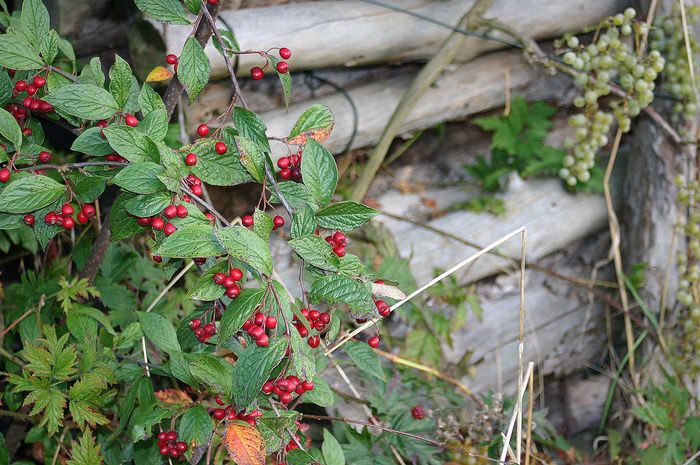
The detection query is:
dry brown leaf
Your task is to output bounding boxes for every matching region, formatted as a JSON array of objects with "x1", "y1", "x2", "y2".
[{"x1": 154, "y1": 389, "x2": 193, "y2": 405}]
